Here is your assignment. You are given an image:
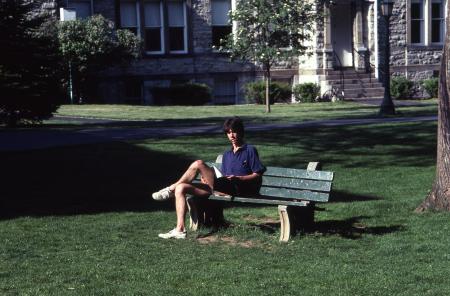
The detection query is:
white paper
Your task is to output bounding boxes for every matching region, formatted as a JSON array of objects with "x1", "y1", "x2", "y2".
[{"x1": 213, "y1": 166, "x2": 223, "y2": 178}]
